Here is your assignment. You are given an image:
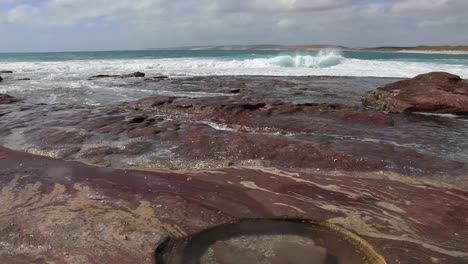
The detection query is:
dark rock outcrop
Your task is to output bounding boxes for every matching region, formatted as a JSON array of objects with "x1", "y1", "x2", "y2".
[
  {"x1": 90, "y1": 74, "x2": 119, "y2": 78},
  {"x1": 0, "y1": 71, "x2": 13, "y2": 74},
  {"x1": 0, "y1": 76, "x2": 2, "y2": 82},
  {"x1": 144, "y1": 75, "x2": 169, "y2": 82},
  {"x1": 89, "y1": 72, "x2": 145, "y2": 79},
  {"x1": 362, "y1": 72, "x2": 468, "y2": 114},
  {"x1": 0, "y1": 94, "x2": 21, "y2": 104},
  {"x1": 121, "y1": 72, "x2": 145, "y2": 78}
]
